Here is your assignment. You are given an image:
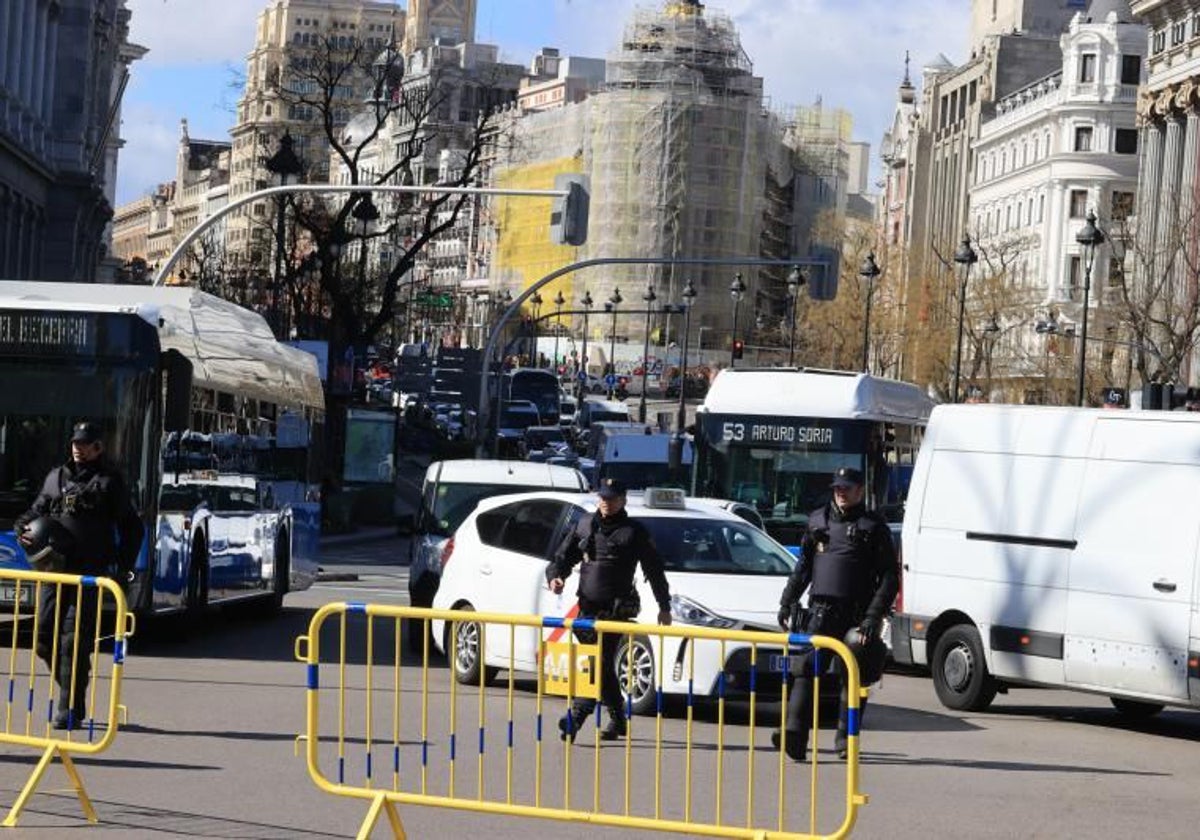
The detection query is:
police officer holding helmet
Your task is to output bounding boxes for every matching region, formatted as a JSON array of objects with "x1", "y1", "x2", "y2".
[
  {"x1": 15, "y1": 421, "x2": 142, "y2": 729},
  {"x1": 546, "y1": 478, "x2": 672, "y2": 741},
  {"x1": 773, "y1": 466, "x2": 898, "y2": 760}
]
